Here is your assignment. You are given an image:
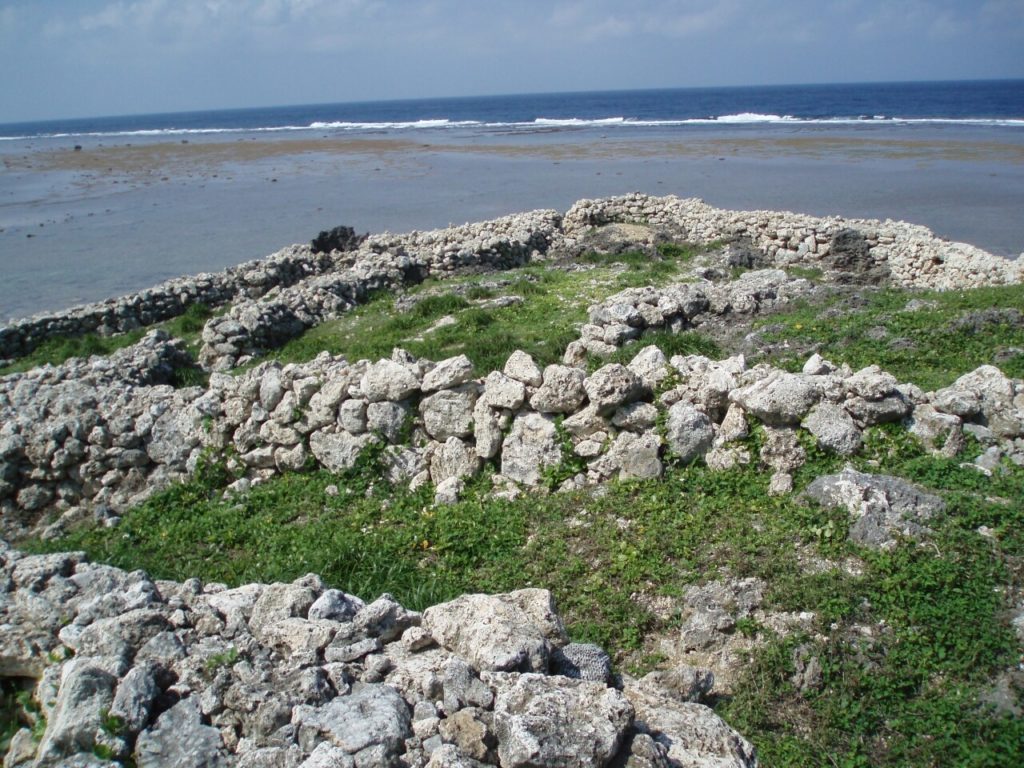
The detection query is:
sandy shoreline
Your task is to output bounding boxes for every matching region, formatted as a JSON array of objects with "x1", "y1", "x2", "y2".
[{"x1": 1, "y1": 125, "x2": 1022, "y2": 319}]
